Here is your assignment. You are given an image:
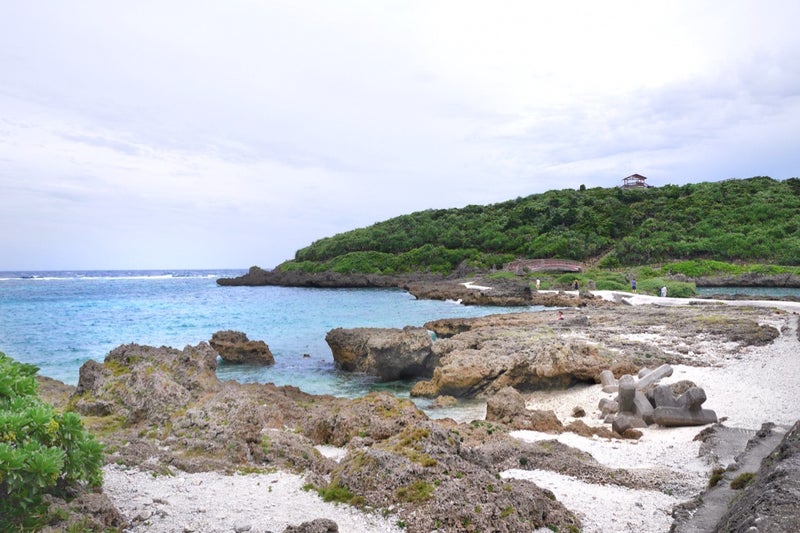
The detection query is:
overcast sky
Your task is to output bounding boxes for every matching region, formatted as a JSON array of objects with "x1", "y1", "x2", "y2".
[{"x1": 2, "y1": 1, "x2": 798, "y2": 270}]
